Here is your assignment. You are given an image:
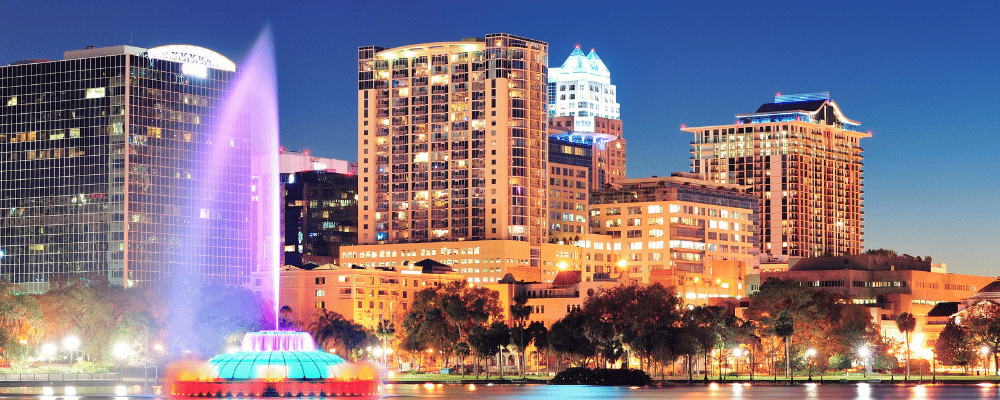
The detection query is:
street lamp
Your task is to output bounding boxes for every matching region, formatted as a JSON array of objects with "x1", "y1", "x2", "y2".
[
  {"x1": 982, "y1": 346, "x2": 989, "y2": 376},
  {"x1": 858, "y1": 346, "x2": 869, "y2": 378},
  {"x1": 114, "y1": 343, "x2": 131, "y2": 379},
  {"x1": 63, "y1": 336, "x2": 80, "y2": 365},
  {"x1": 733, "y1": 348, "x2": 743, "y2": 378},
  {"x1": 41, "y1": 343, "x2": 58, "y2": 361},
  {"x1": 152, "y1": 343, "x2": 165, "y2": 385},
  {"x1": 806, "y1": 348, "x2": 816, "y2": 381}
]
